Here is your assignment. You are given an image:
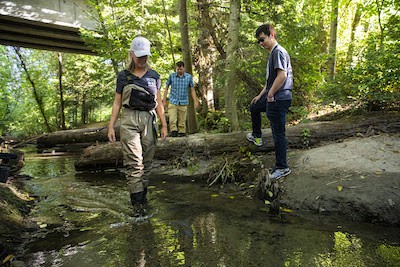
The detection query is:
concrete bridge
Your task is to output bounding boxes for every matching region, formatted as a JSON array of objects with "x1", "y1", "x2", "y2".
[{"x1": 0, "y1": 0, "x2": 98, "y2": 54}]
